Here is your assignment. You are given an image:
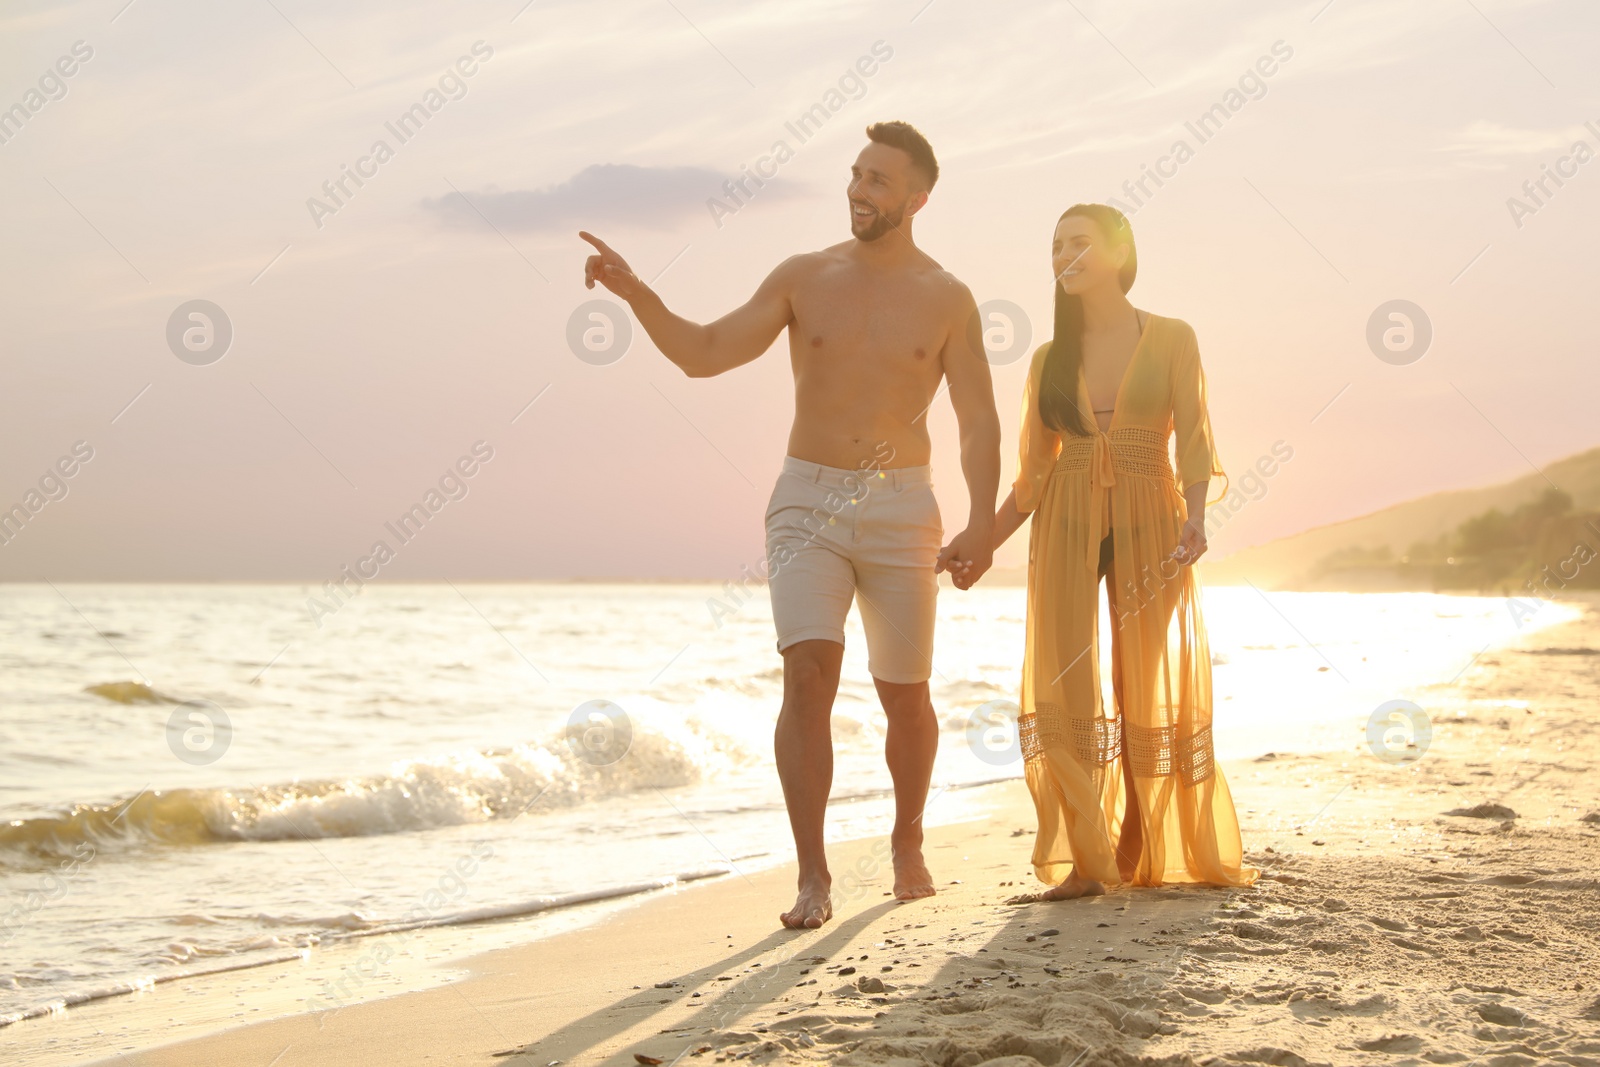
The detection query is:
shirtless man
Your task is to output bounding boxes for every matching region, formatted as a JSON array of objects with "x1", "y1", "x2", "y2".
[{"x1": 580, "y1": 121, "x2": 1001, "y2": 929}]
